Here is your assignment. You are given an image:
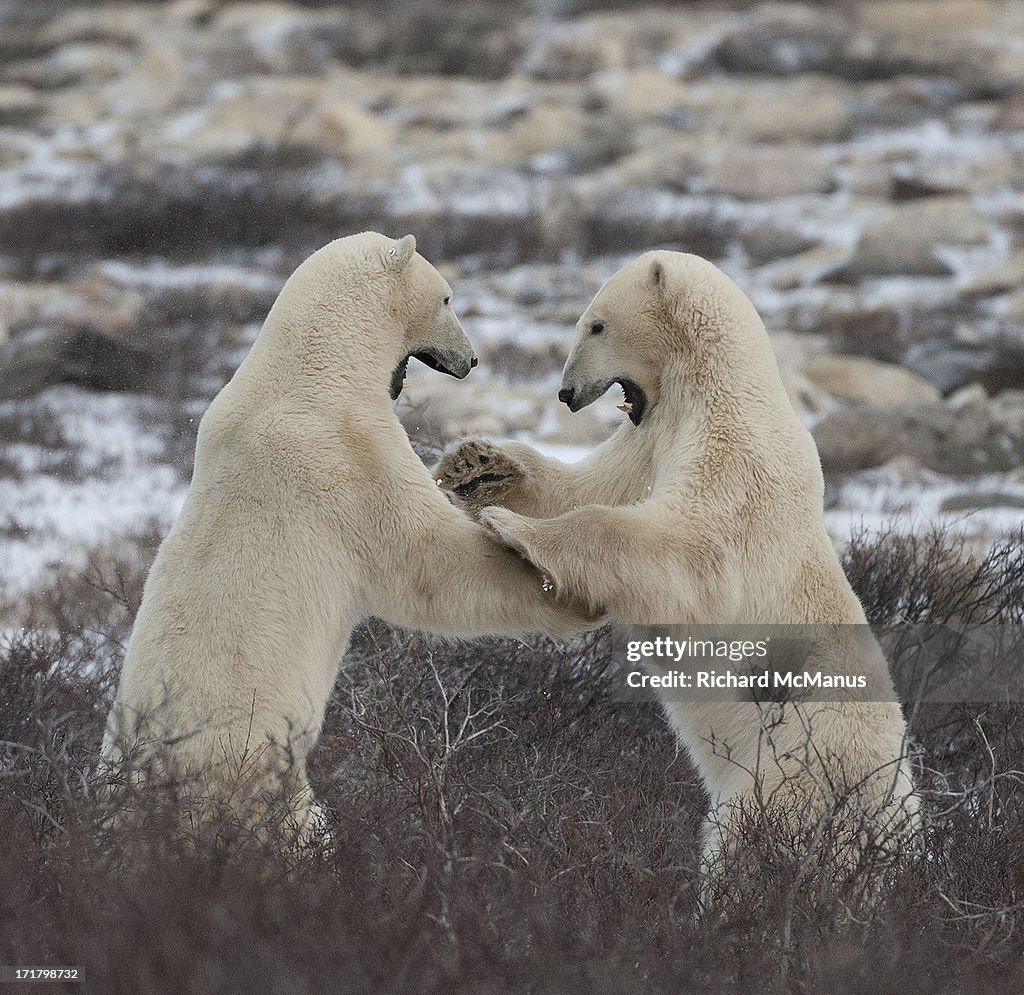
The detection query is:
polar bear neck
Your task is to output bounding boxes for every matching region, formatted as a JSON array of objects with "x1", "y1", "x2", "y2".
[
  {"x1": 648, "y1": 322, "x2": 819, "y2": 505},
  {"x1": 238, "y1": 297, "x2": 403, "y2": 414}
]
